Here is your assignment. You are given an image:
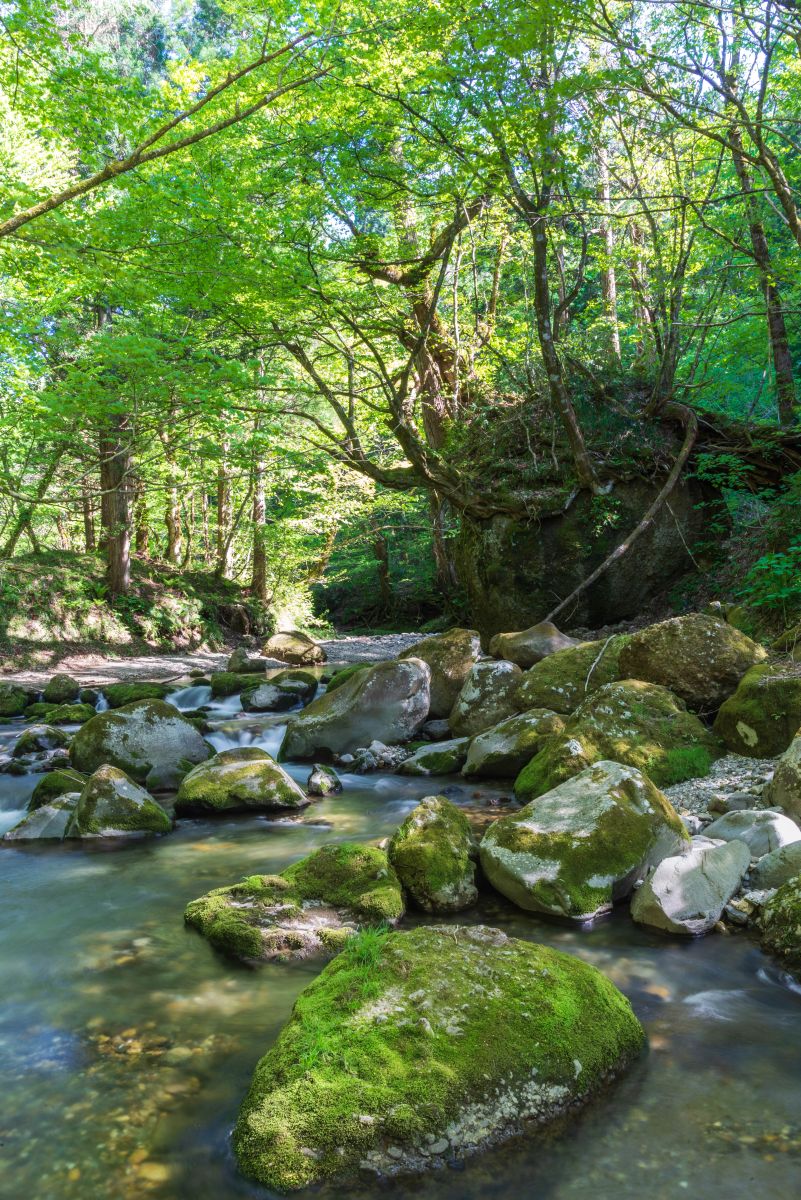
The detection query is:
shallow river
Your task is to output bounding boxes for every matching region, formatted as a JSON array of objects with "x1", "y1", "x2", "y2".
[{"x1": 1, "y1": 688, "x2": 800, "y2": 1200}]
